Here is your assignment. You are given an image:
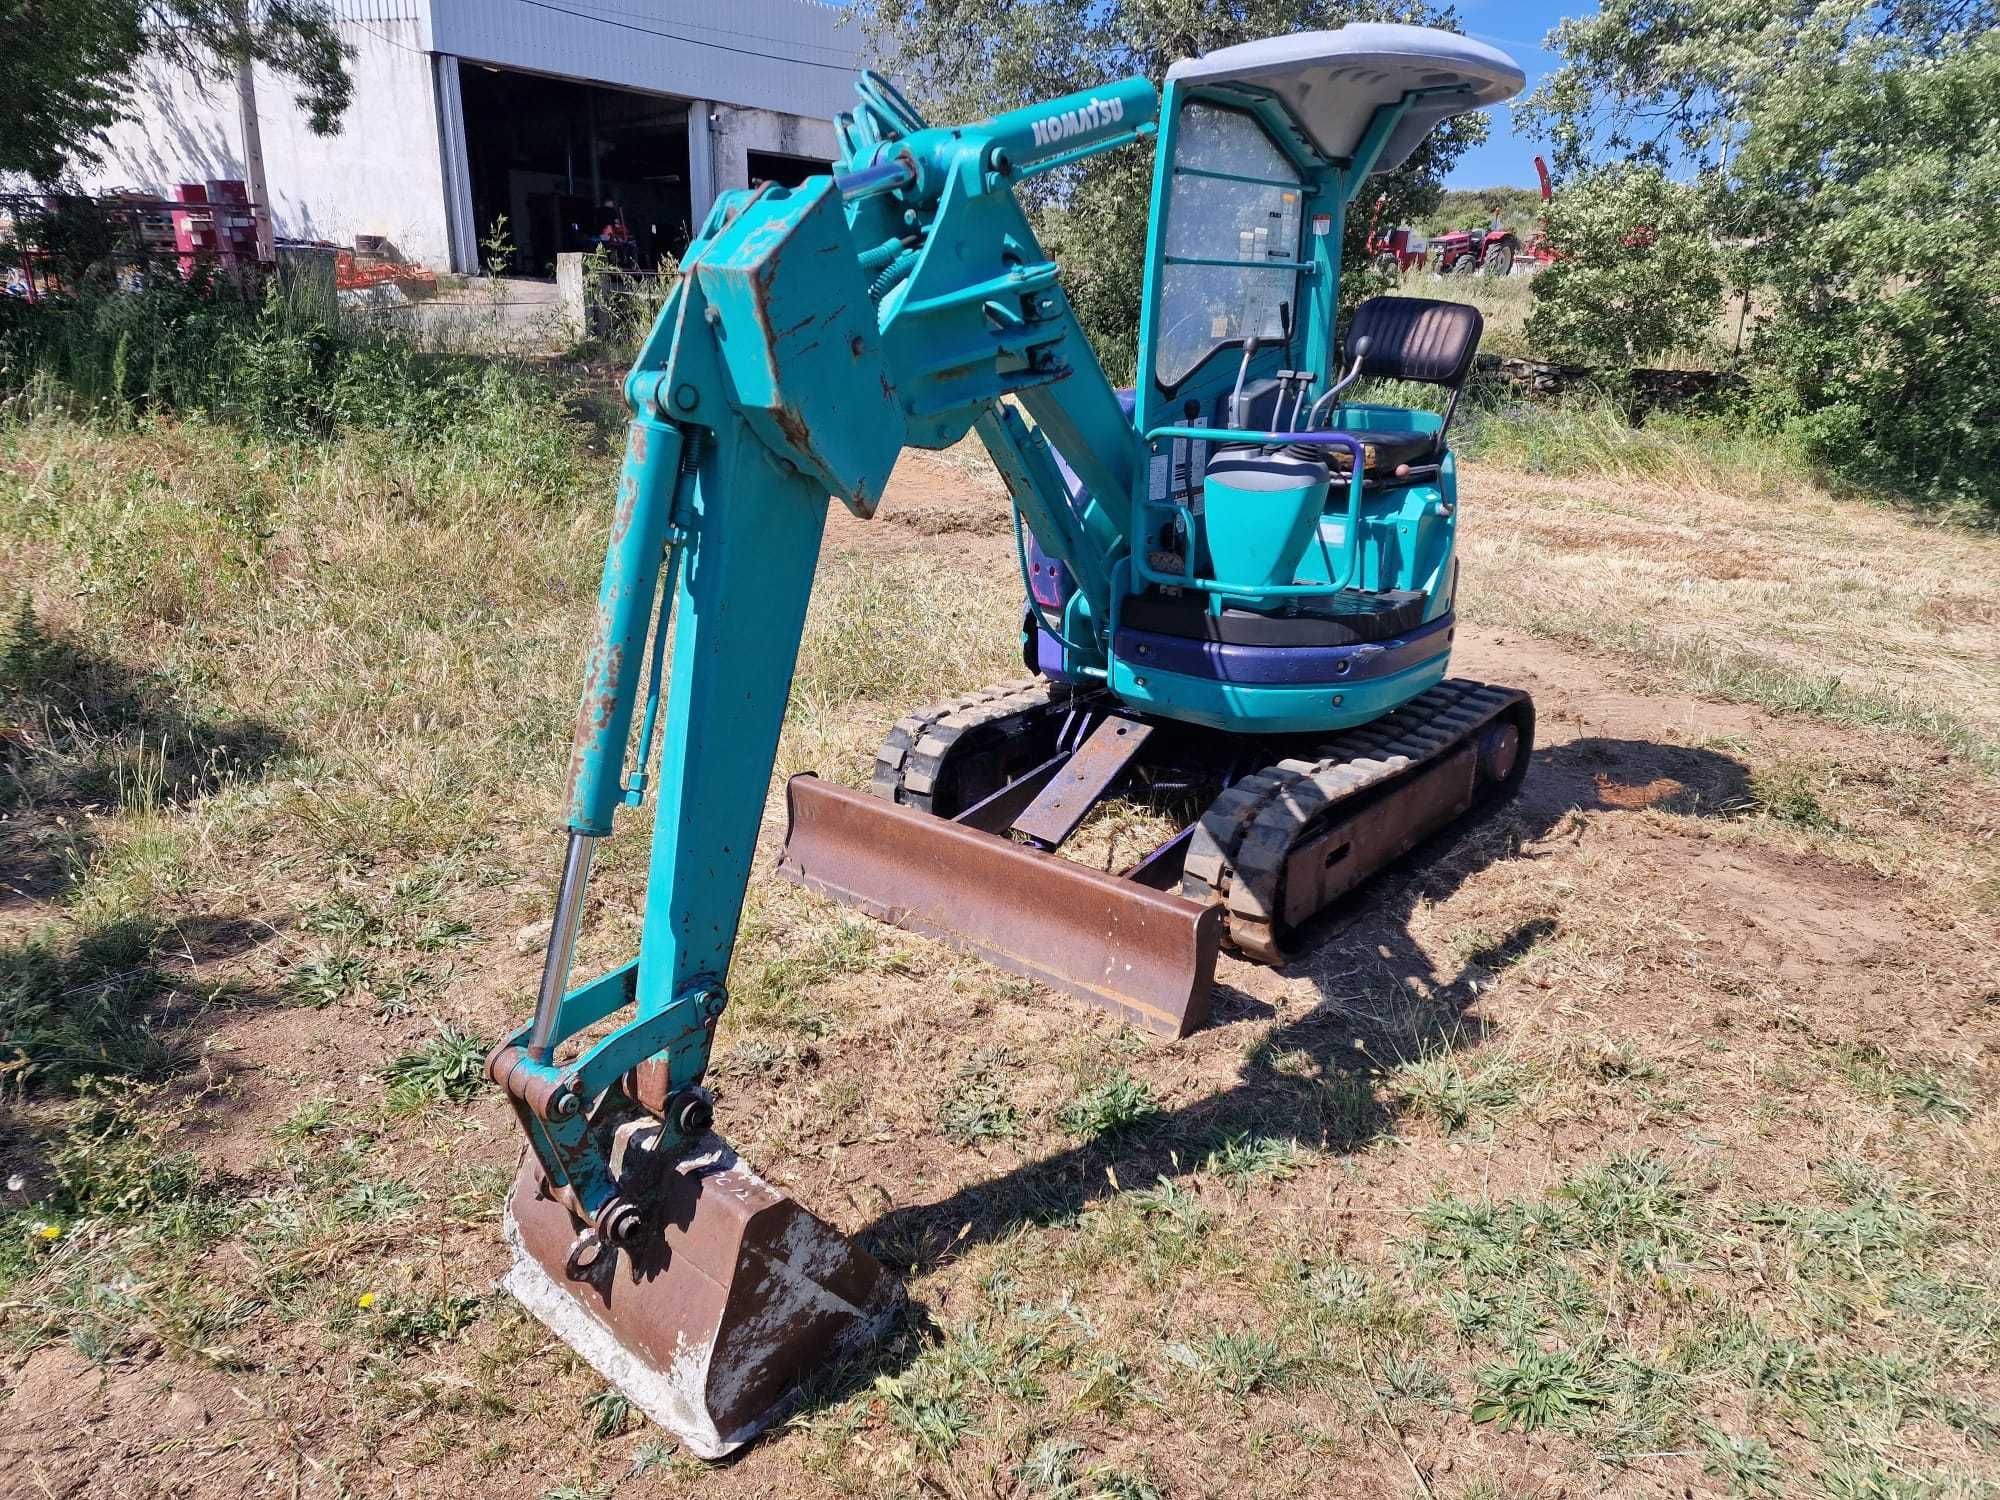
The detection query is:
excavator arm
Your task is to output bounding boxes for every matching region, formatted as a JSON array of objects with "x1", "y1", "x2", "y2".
[{"x1": 483, "y1": 77, "x2": 1160, "y2": 1453}]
